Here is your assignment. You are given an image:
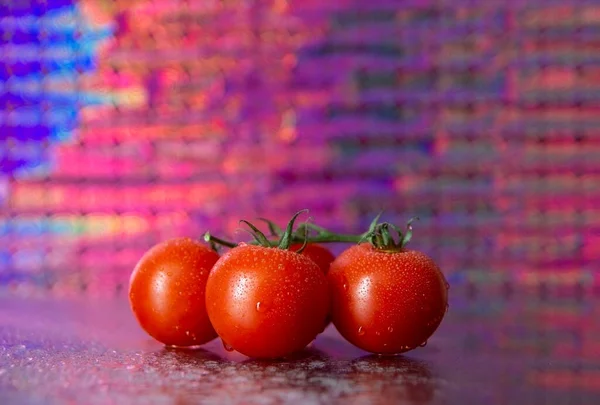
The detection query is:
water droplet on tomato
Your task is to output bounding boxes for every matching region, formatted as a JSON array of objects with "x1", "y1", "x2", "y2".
[
  {"x1": 341, "y1": 275, "x2": 349, "y2": 291},
  {"x1": 445, "y1": 303, "x2": 449, "y2": 313},
  {"x1": 305, "y1": 278, "x2": 309, "y2": 282},
  {"x1": 419, "y1": 340, "x2": 428, "y2": 347},
  {"x1": 357, "y1": 326, "x2": 365, "y2": 336},
  {"x1": 375, "y1": 331, "x2": 381, "y2": 336},
  {"x1": 445, "y1": 281, "x2": 450, "y2": 290},
  {"x1": 222, "y1": 341, "x2": 234, "y2": 352},
  {"x1": 387, "y1": 326, "x2": 394, "y2": 333},
  {"x1": 256, "y1": 301, "x2": 267, "y2": 312}
]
